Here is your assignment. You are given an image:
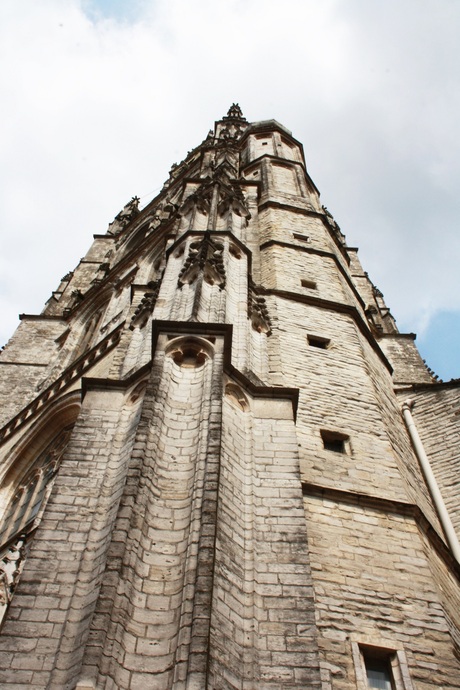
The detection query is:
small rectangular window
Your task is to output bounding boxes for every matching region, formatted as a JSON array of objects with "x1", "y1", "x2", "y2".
[
  {"x1": 362, "y1": 650, "x2": 394, "y2": 690},
  {"x1": 321, "y1": 429, "x2": 349, "y2": 453},
  {"x1": 352, "y1": 642, "x2": 412, "y2": 690},
  {"x1": 365, "y1": 660, "x2": 393, "y2": 689},
  {"x1": 293, "y1": 232, "x2": 310, "y2": 243},
  {"x1": 301, "y1": 279, "x2": 317, "y2": 289},
  {"x1": 324, "y1": 438, "x2": 344, "y2": 453},
  {"x1": 307, "y1": 335, "x2": 330, "y2": 349}
]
